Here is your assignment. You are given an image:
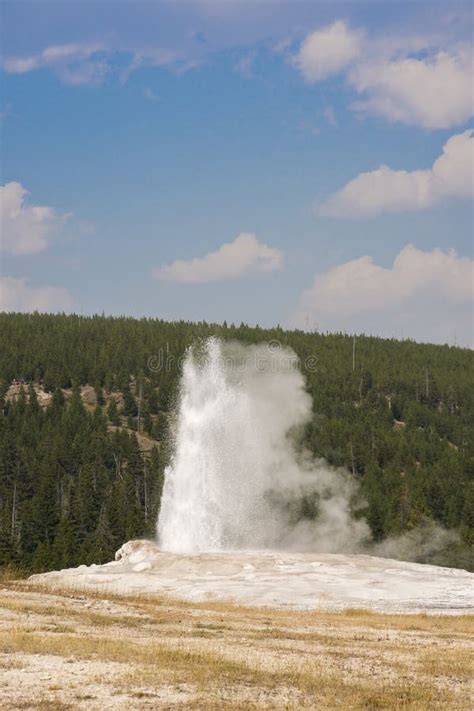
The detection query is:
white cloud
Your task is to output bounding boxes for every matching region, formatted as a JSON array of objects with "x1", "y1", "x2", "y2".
[
  {"x1": 323, "y1": 106, "x2": 337, "y2": 127},
  {"x1": 294, "y1": 21, "x2": 363, "y2": 82},
  {"x1": 126, "y1": 48, "x2": 181, "y2": 73},
  {"x1": 0, "y1": 276, "x2": 74, "y2": 313},
  {"x1": 2, "y1": 40, "x2": 195, "y2": 86},
  {"x1": 234, "y1": 52, "x2": 256, "y2": 78},
  {"x1": 3, "y1": 42, "x2": 108, "y2": 86},
  {"x1": 4, "y1": 43, "x2": 101, "y2": 71},
  {"x1": 293, "y1": 22, "x2": 473, "y2": 128},
  {"x1": 350, "y1": 46, "x2": 473, "y2": 129},
  {"x1": 154, "y1": 232, "x2": 283, "y2": 283},
  {"x1": 0, "y1": 182, "x2": 70, "y2": 255},
  {"x1": 58, "y1": 60, "x2": 108, "y2": 87},
  {"x1": 318, "y1": 130, "x2": 474, "y2": 218},
  {"x1": 292, "y1": 245, "x2": 474, "y2": 346},
  {"x1": 143, "y1": 87, "x2": 159, "y2": 102},
  {"x1": 119, "y1": 49, "x2": 196, "y2": 84}
]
